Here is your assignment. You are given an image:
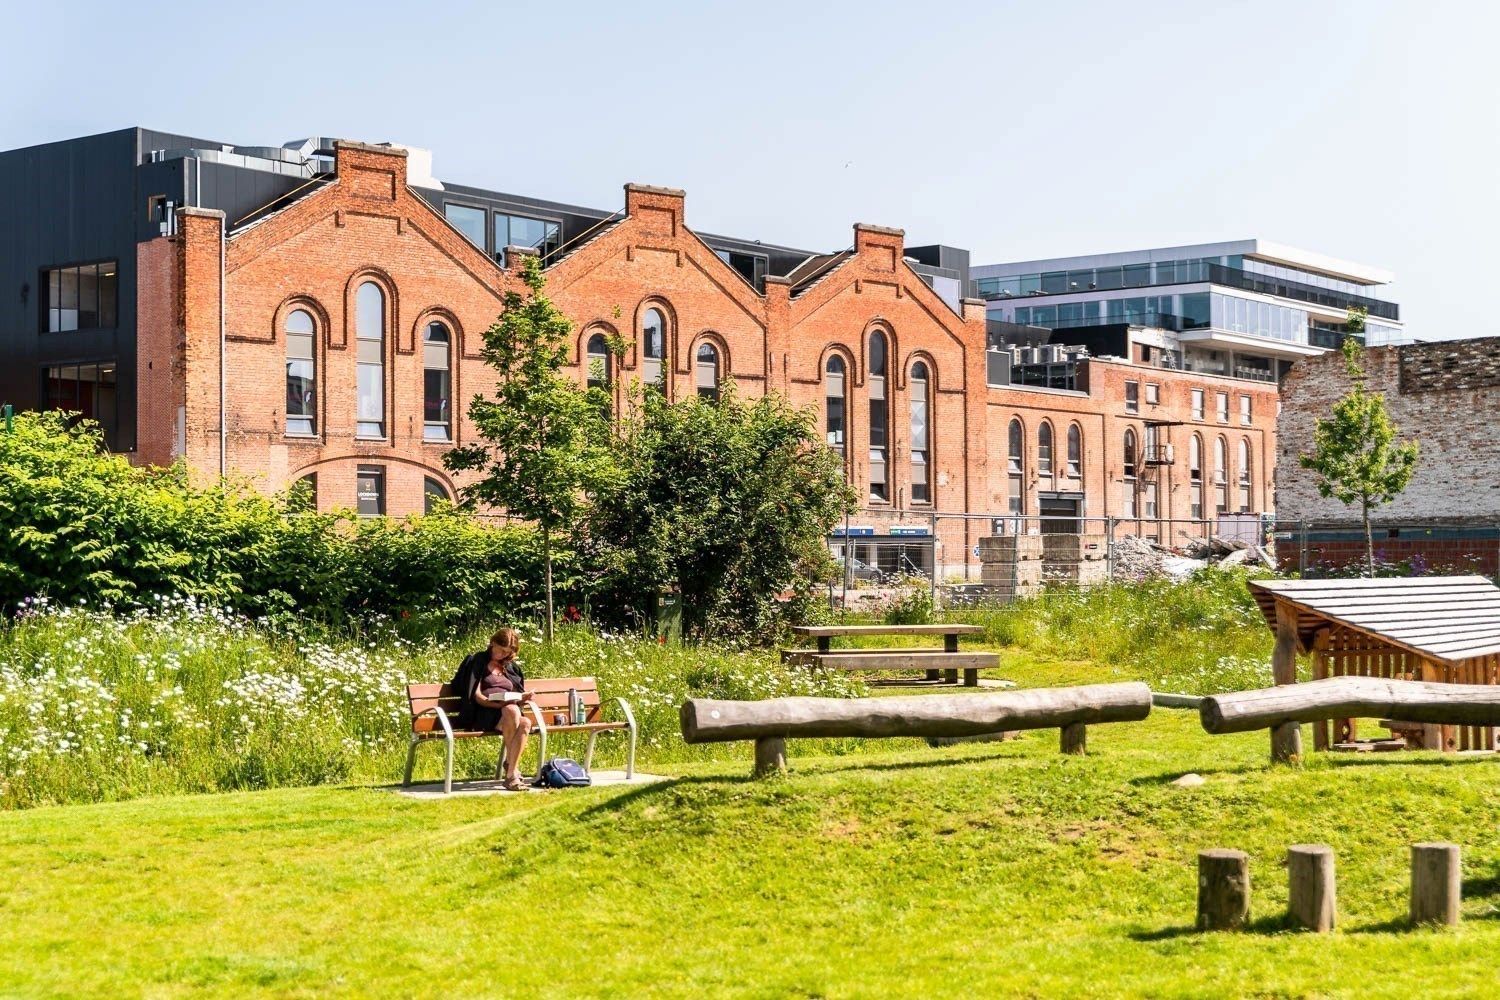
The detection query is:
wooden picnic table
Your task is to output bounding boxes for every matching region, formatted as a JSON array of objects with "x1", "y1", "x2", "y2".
[{"x1": 786, "y1": 623, "x2": 992, "y2": 685}]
